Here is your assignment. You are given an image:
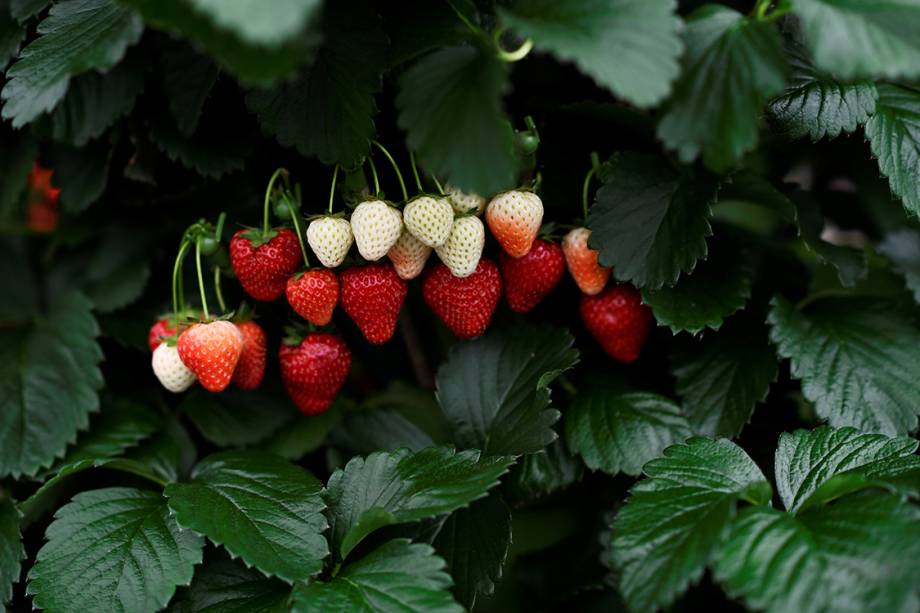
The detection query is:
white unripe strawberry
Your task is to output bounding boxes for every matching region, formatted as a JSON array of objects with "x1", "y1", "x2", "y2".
[
  {"x1": 403, "y1": 195, "x2": 454, "y2": 247},
  {"x1": 307, "y1": 216, "x2": 353, "y2": 268},
  {"x1": 446, "y1": 185, "x2": 486, "y2": 216},
  {"x1": 152, "y1": 343, "x2": 196, "y2": 393},
  {"x1": 388, "y1": 228, "x2": 431, "y2": 280},
  {"x1": 350, "y1": 200, "x2": 403, "y2": 261},
  {"x1": 435, "y1": 215, "x2": 485, "y2": 278}
]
